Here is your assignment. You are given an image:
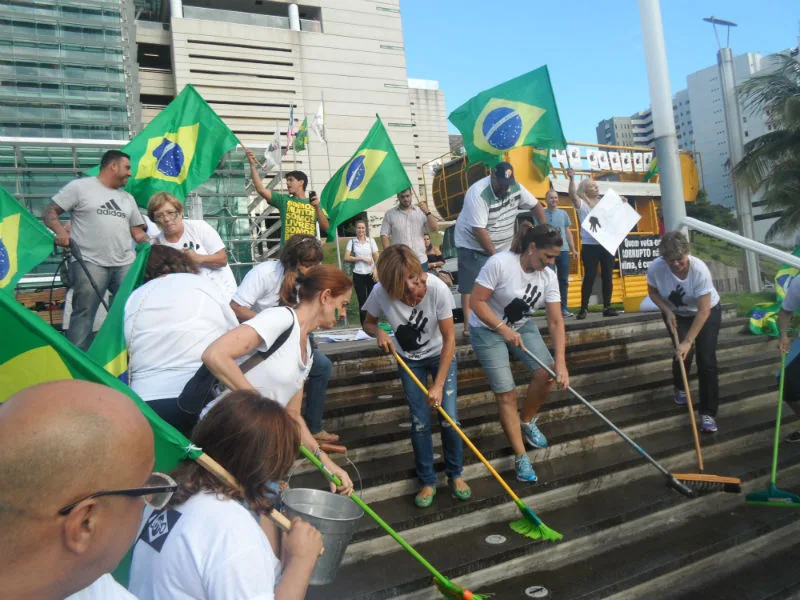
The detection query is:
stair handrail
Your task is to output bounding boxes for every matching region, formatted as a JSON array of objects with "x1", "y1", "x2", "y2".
[{"x1": 682, "y1": 216, "x2": 800, "y2": 270}]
